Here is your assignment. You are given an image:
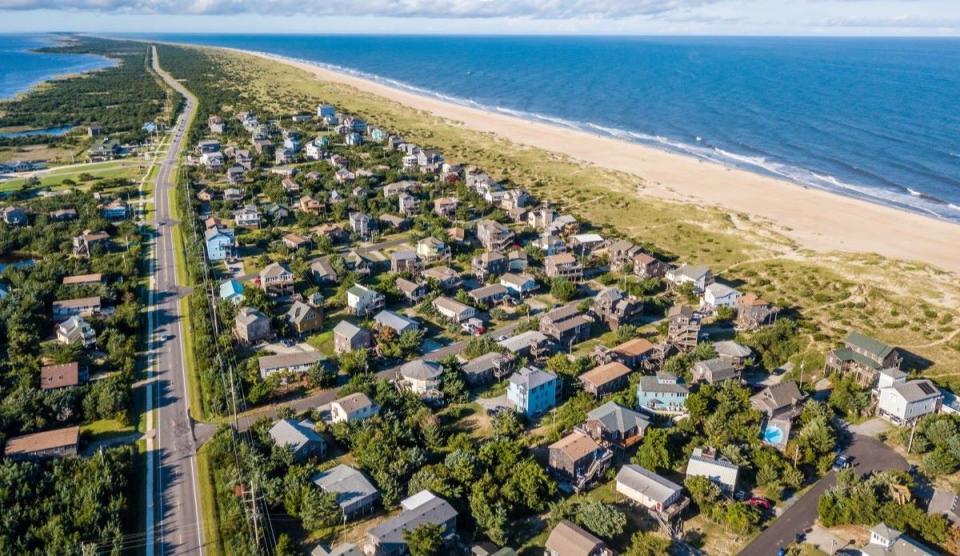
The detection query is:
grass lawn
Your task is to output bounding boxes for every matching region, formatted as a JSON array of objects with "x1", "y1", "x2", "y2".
[
  {"x1": 0, "y1": 158, "x2": 146, "y2": 191},
  {"x1": 307, "y1": 329, "x2": 336, "y2": 357},
  {"x1": 196, "y1": 442, "x2": 225, "y2": 556},
  {"x1": 81, "y1": 418, "x2": 136, "y2": 441}
]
